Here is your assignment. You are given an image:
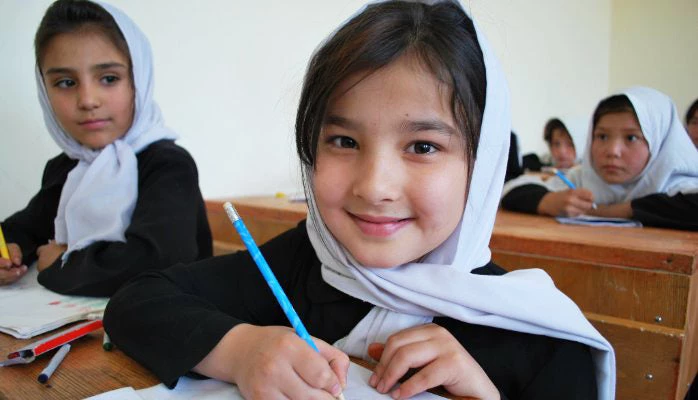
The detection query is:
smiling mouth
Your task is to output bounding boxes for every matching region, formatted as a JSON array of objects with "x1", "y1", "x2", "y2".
[{"x1": 348, "y1": 212, "x2": 413, "y2": 237}]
